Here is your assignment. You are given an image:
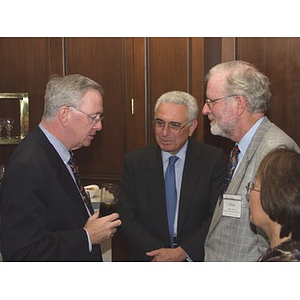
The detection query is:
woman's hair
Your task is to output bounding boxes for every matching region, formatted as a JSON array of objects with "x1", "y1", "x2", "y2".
[
  {"x1": 256, "y1": 146, "x2": 300, "y2": 239},
  {"x1": 154, "y1": 91, "x2": 199, "y2": 122},
  {"x1": 43, "y1": 74, "x2": 104, "y2": 120},
  {"x1": 205, "y1": 60, "x2": 271, "y2": 114}
]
